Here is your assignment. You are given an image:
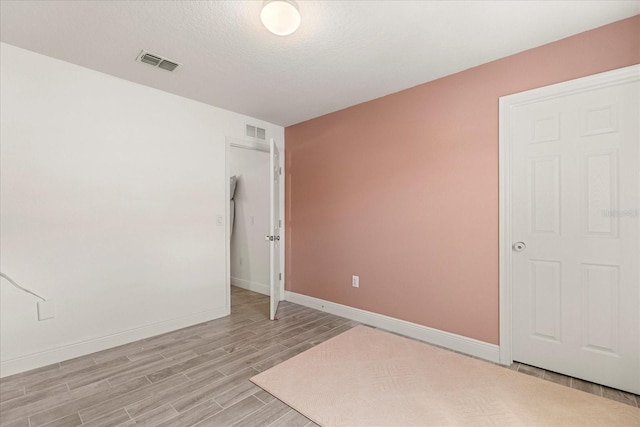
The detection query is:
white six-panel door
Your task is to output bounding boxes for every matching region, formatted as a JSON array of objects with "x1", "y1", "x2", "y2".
[{"x1": 504, "y1": 66, "x2": 639, "y2": 393}]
